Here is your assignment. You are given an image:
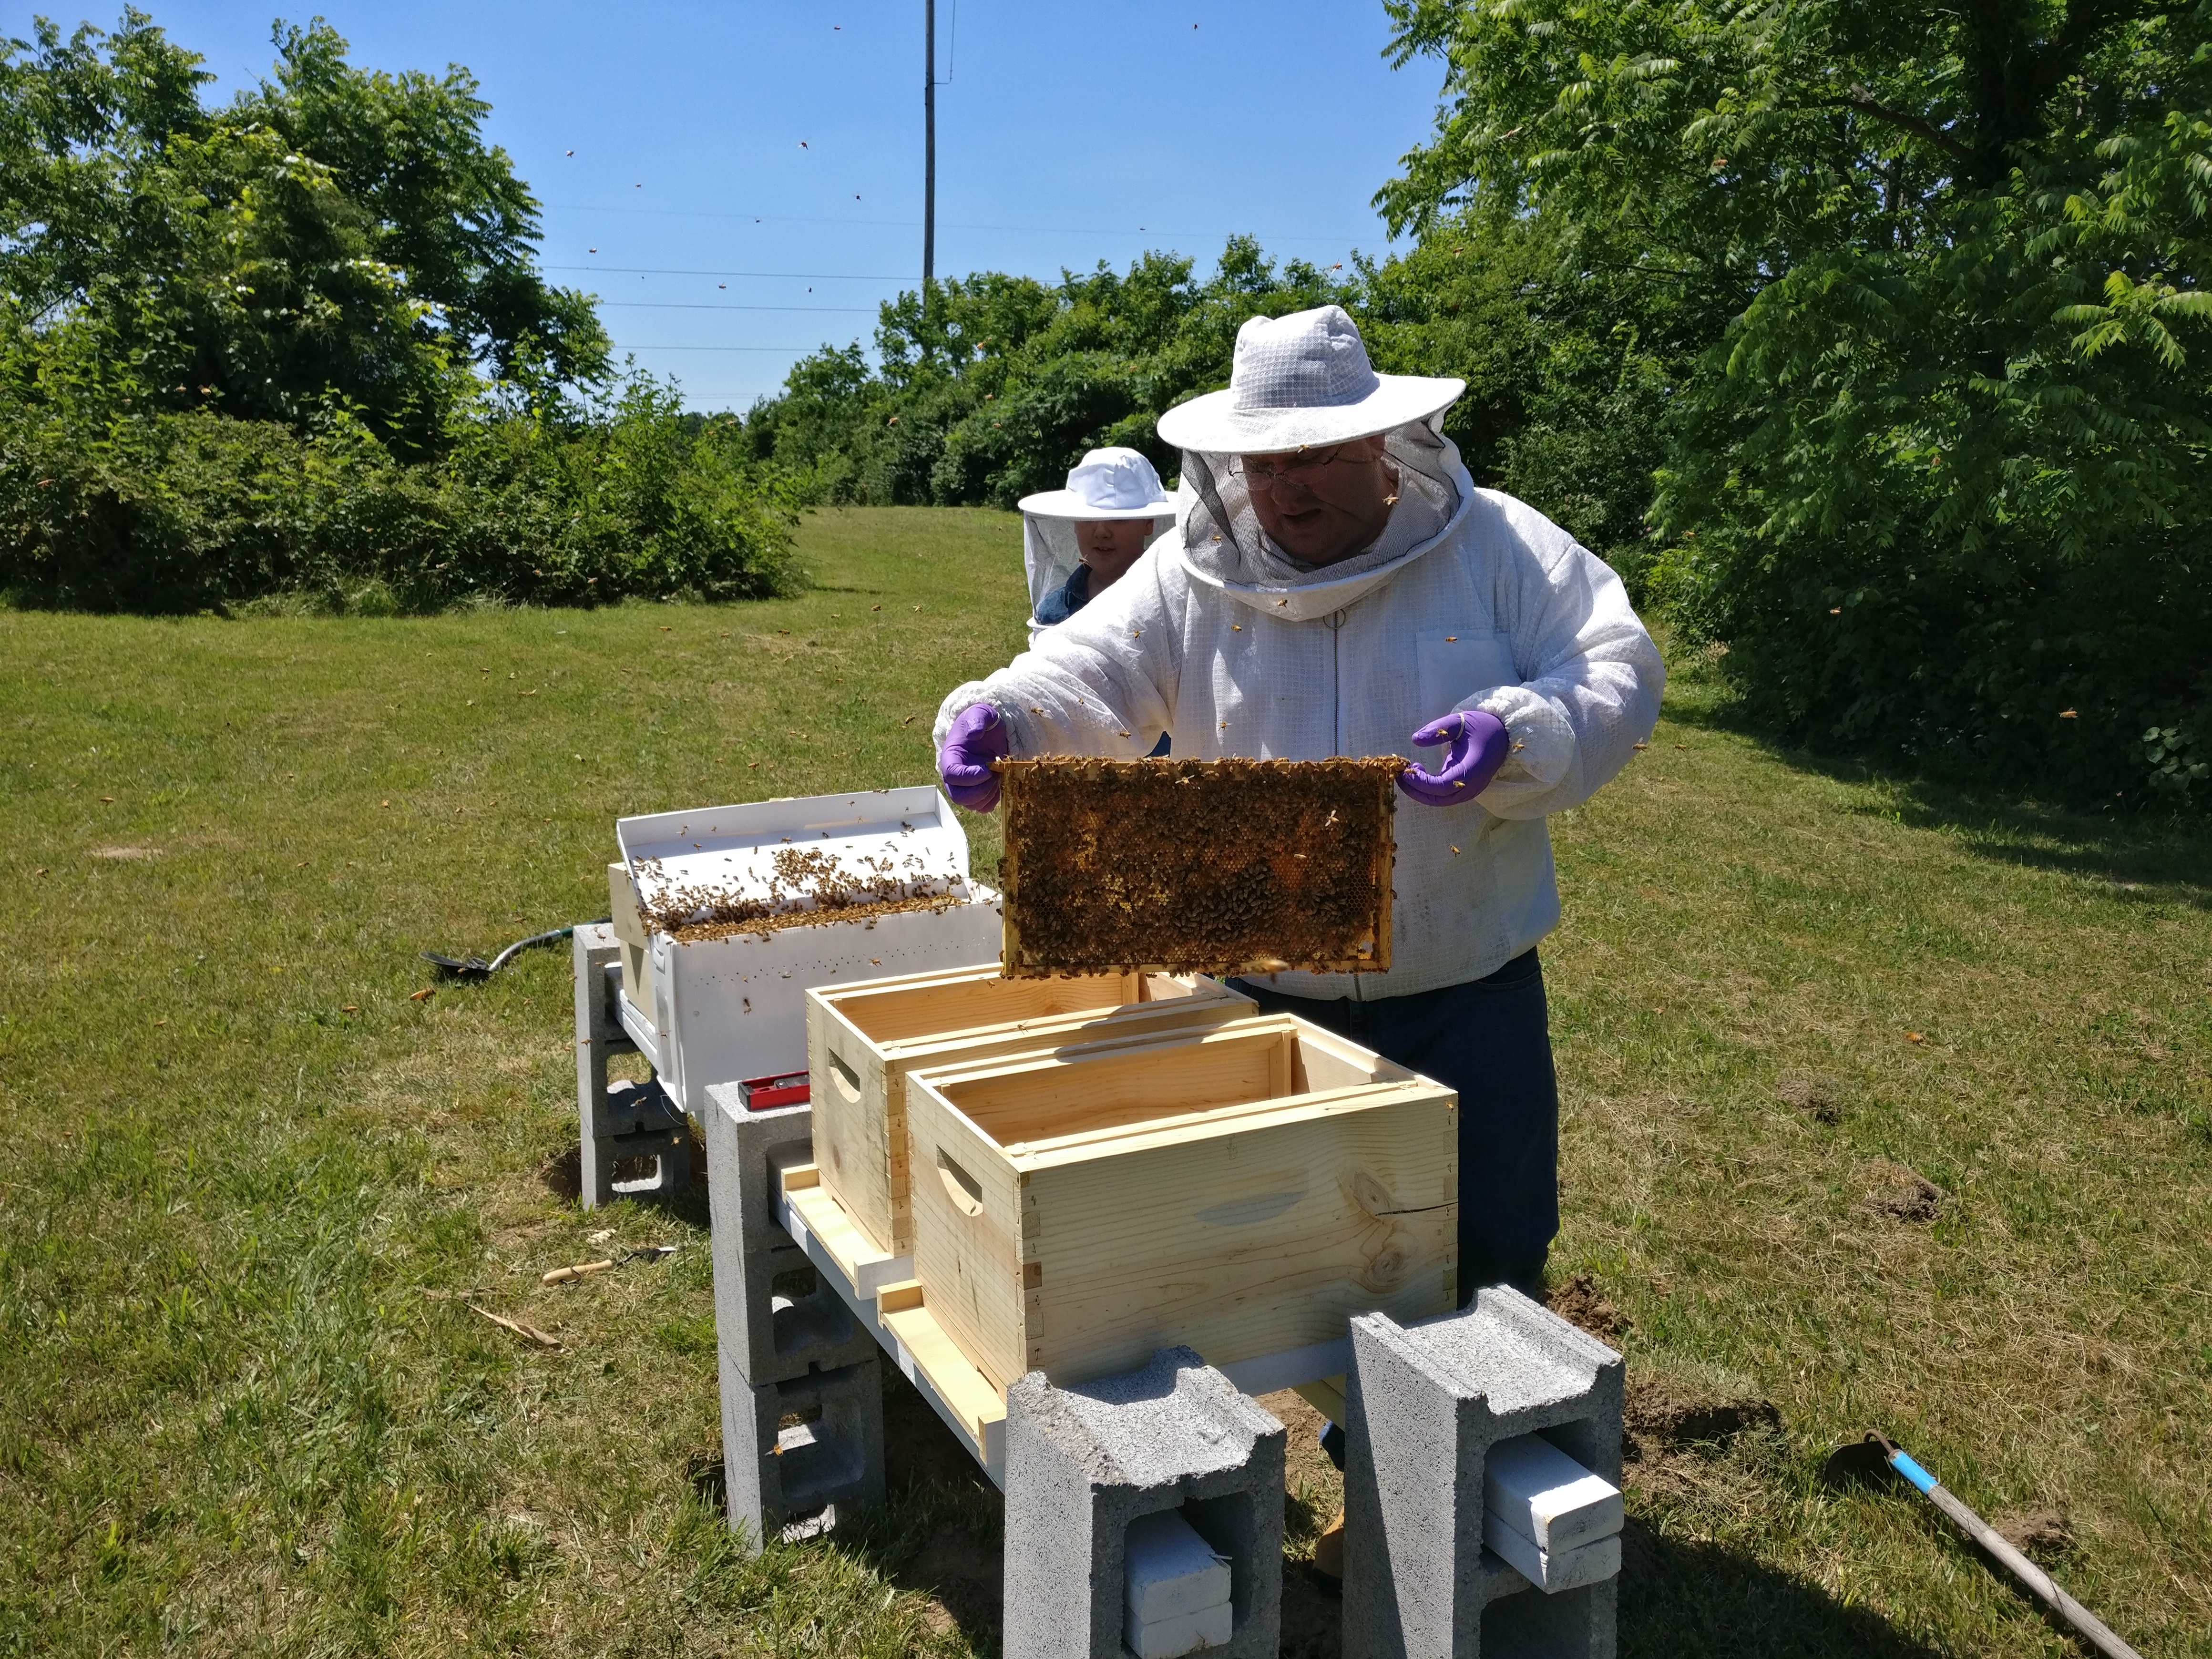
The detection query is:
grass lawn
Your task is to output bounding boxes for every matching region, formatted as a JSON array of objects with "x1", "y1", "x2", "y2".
[{"x1": 2, "y1": 505, "x2": 2207, "y2": 1657}]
